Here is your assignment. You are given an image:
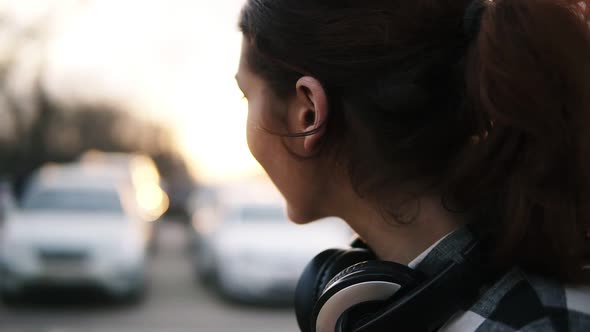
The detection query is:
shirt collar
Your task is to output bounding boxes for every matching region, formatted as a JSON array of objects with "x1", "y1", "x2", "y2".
[
  {"x1": 407, "y1": 230, "x2": 455, "y2": 269},
  {"x1": 409, "y1": 226, "x2": 477, "y2": 277}
]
